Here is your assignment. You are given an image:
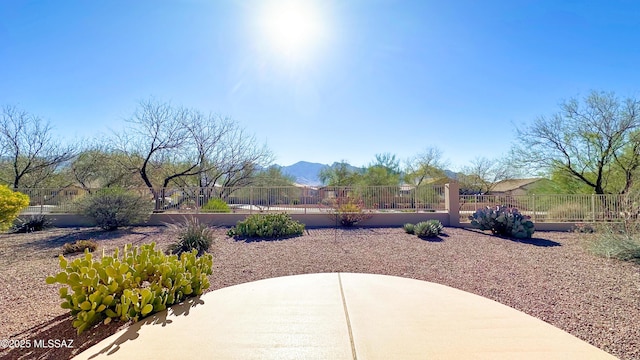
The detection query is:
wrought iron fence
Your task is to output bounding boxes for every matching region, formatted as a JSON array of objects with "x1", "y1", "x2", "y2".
[
  {"x1": 459, "y1": 194, "x2": 639, "y2": 223},
  {"x1": 17, "y1": 185, "x2": 447, "y2": 215},
  {"x1": 18, "y1": 186, "x2": 638, "y2": 223}
]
